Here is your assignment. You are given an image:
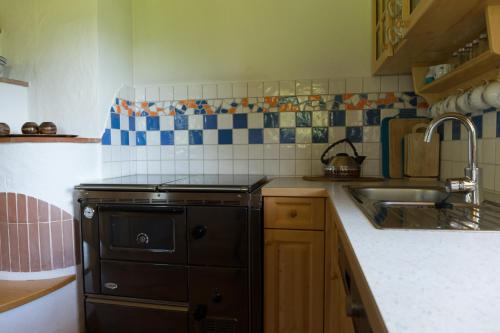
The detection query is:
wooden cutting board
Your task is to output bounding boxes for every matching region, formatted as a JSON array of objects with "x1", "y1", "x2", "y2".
[
  {"x1": 404, "y1": 123, "x2": 440, "y2": 178},
  {"x1": 388, "y1": 118, "x2": 430, "y2": 178}
]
